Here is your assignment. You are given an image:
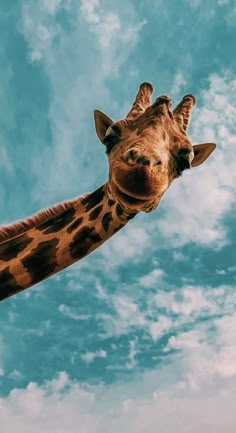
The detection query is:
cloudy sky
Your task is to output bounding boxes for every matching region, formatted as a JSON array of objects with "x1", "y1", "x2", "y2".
[{"x1": 0, "y1": 0, "x2": 236, "y2": 431}]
